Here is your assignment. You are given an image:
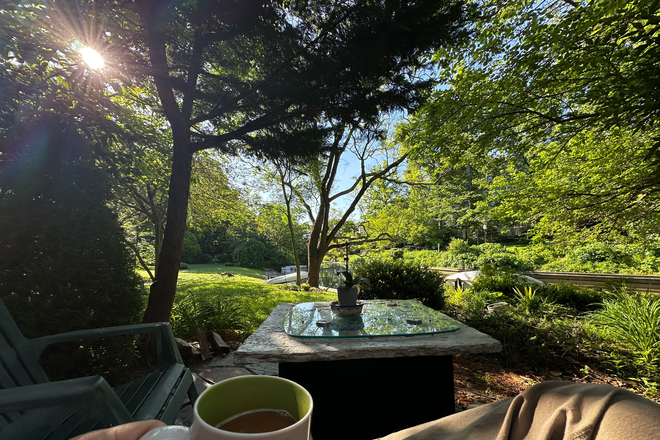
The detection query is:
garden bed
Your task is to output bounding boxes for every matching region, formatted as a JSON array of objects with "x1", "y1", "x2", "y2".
[{"x1": 453, "y1": 353, "x2": 659, "y2": 410}]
